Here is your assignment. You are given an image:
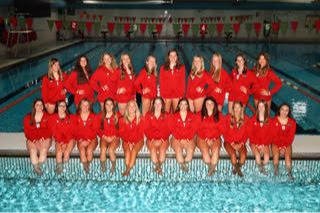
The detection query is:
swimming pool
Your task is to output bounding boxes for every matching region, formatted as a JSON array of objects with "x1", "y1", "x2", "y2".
[
  {"x1": 0, "y1": 41, "x2": 319, "y2": 134},
  {"x1": 0, "y1": 157, "x2": 319, "y2": 212}
]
